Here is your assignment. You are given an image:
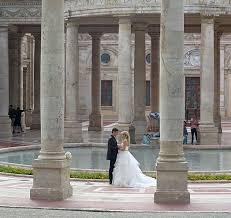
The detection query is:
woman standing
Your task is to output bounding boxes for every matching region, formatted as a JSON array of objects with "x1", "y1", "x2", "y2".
[
  {"x1": 113, "y1": 131, "x2": 156, "y2": 188},
  {"x1": 190, "y1": 116, "x2": 199, "y2": 145}
]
